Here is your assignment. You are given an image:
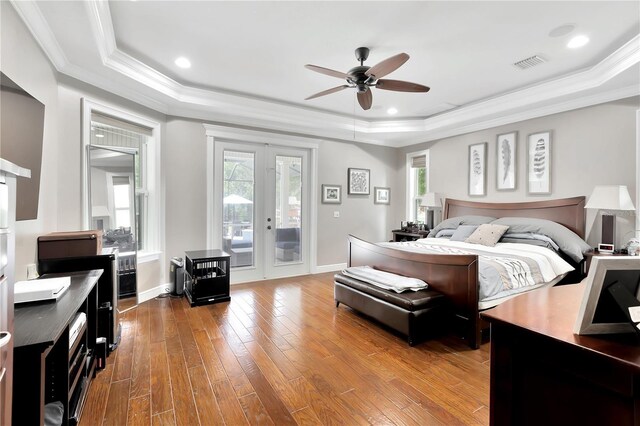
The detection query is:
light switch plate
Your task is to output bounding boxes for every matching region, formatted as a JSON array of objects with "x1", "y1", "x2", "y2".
[{"x1": 333, "y1": 211, "x2": 340, "y2": 218}]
